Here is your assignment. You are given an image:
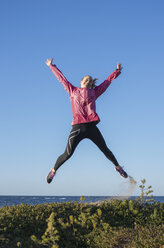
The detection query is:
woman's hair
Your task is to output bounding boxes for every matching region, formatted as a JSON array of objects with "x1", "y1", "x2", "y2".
[
  {"x1": 81, "y1": 75, "x2": 98, "y2": 89},
  {"x1": 91, "y1": 77, "x2": 98, "y2": 89}
]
